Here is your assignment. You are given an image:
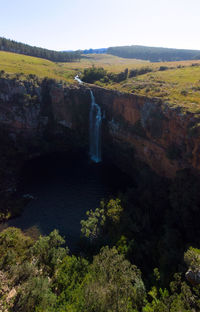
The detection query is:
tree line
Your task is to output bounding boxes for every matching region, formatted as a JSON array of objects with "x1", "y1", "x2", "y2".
[
  {"x1": 107, "y1": 45, "x2": 200, "y2": 62},
  {"x1": 0, "y1": 37, "x2": 81, "y2": 62}
]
